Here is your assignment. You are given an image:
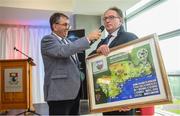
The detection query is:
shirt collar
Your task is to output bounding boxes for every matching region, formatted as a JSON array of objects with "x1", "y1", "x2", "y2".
[
  {"x1": 52, "y1": 32, "x2": 63, "y2": 41},
  {"x1": 110, "y1": 28, "x2": 119, "y2": 37}
]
